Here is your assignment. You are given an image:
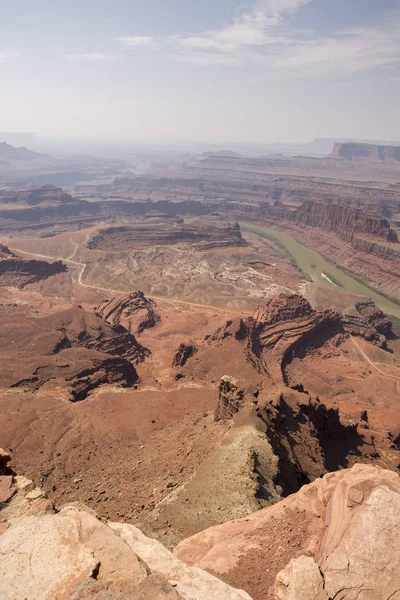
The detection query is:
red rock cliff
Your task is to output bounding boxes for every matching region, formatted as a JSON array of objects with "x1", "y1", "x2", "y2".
[{"x1": 294, "y1": 200, "x2": 399, "y2": 243}]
